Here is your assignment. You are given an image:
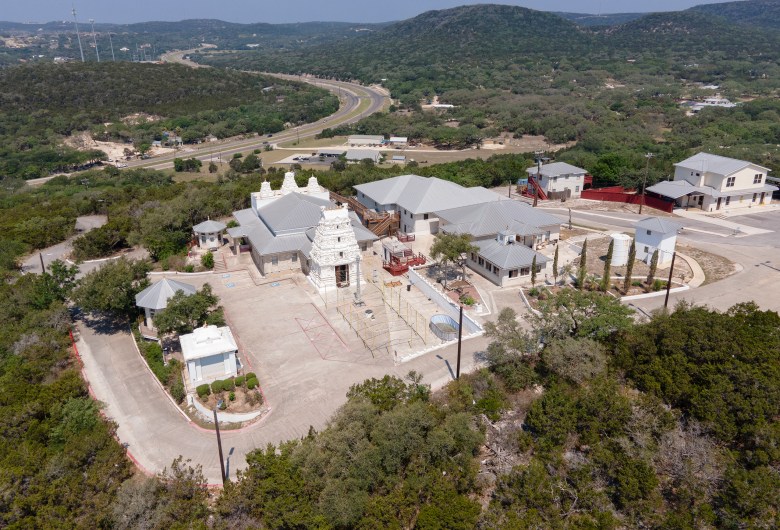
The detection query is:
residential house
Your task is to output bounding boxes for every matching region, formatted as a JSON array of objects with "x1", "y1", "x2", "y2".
[
  {"x1": 353, "y1": 175, "x2": 504, "y2": 235},
  {"x1": 646, "y1": 153, "x2": 776, "y2": 212},
  {"x1": 526, "y1": 162, "x2": 587, "y2": 199}
]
